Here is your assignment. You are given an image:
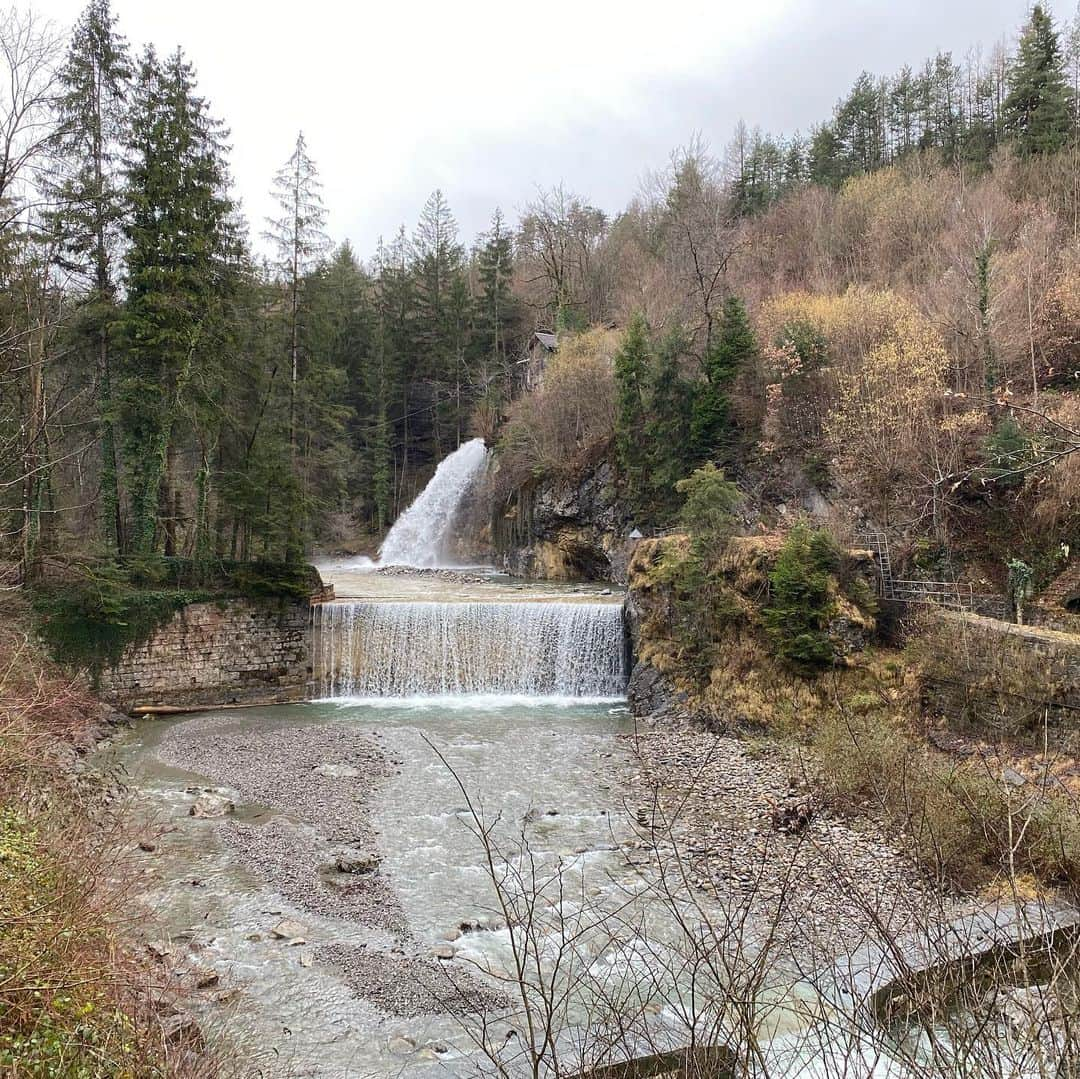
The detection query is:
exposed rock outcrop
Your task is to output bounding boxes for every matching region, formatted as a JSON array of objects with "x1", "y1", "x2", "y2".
[{"x1": 493, "y1": 460, "x2": 634, "y2": 583}]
